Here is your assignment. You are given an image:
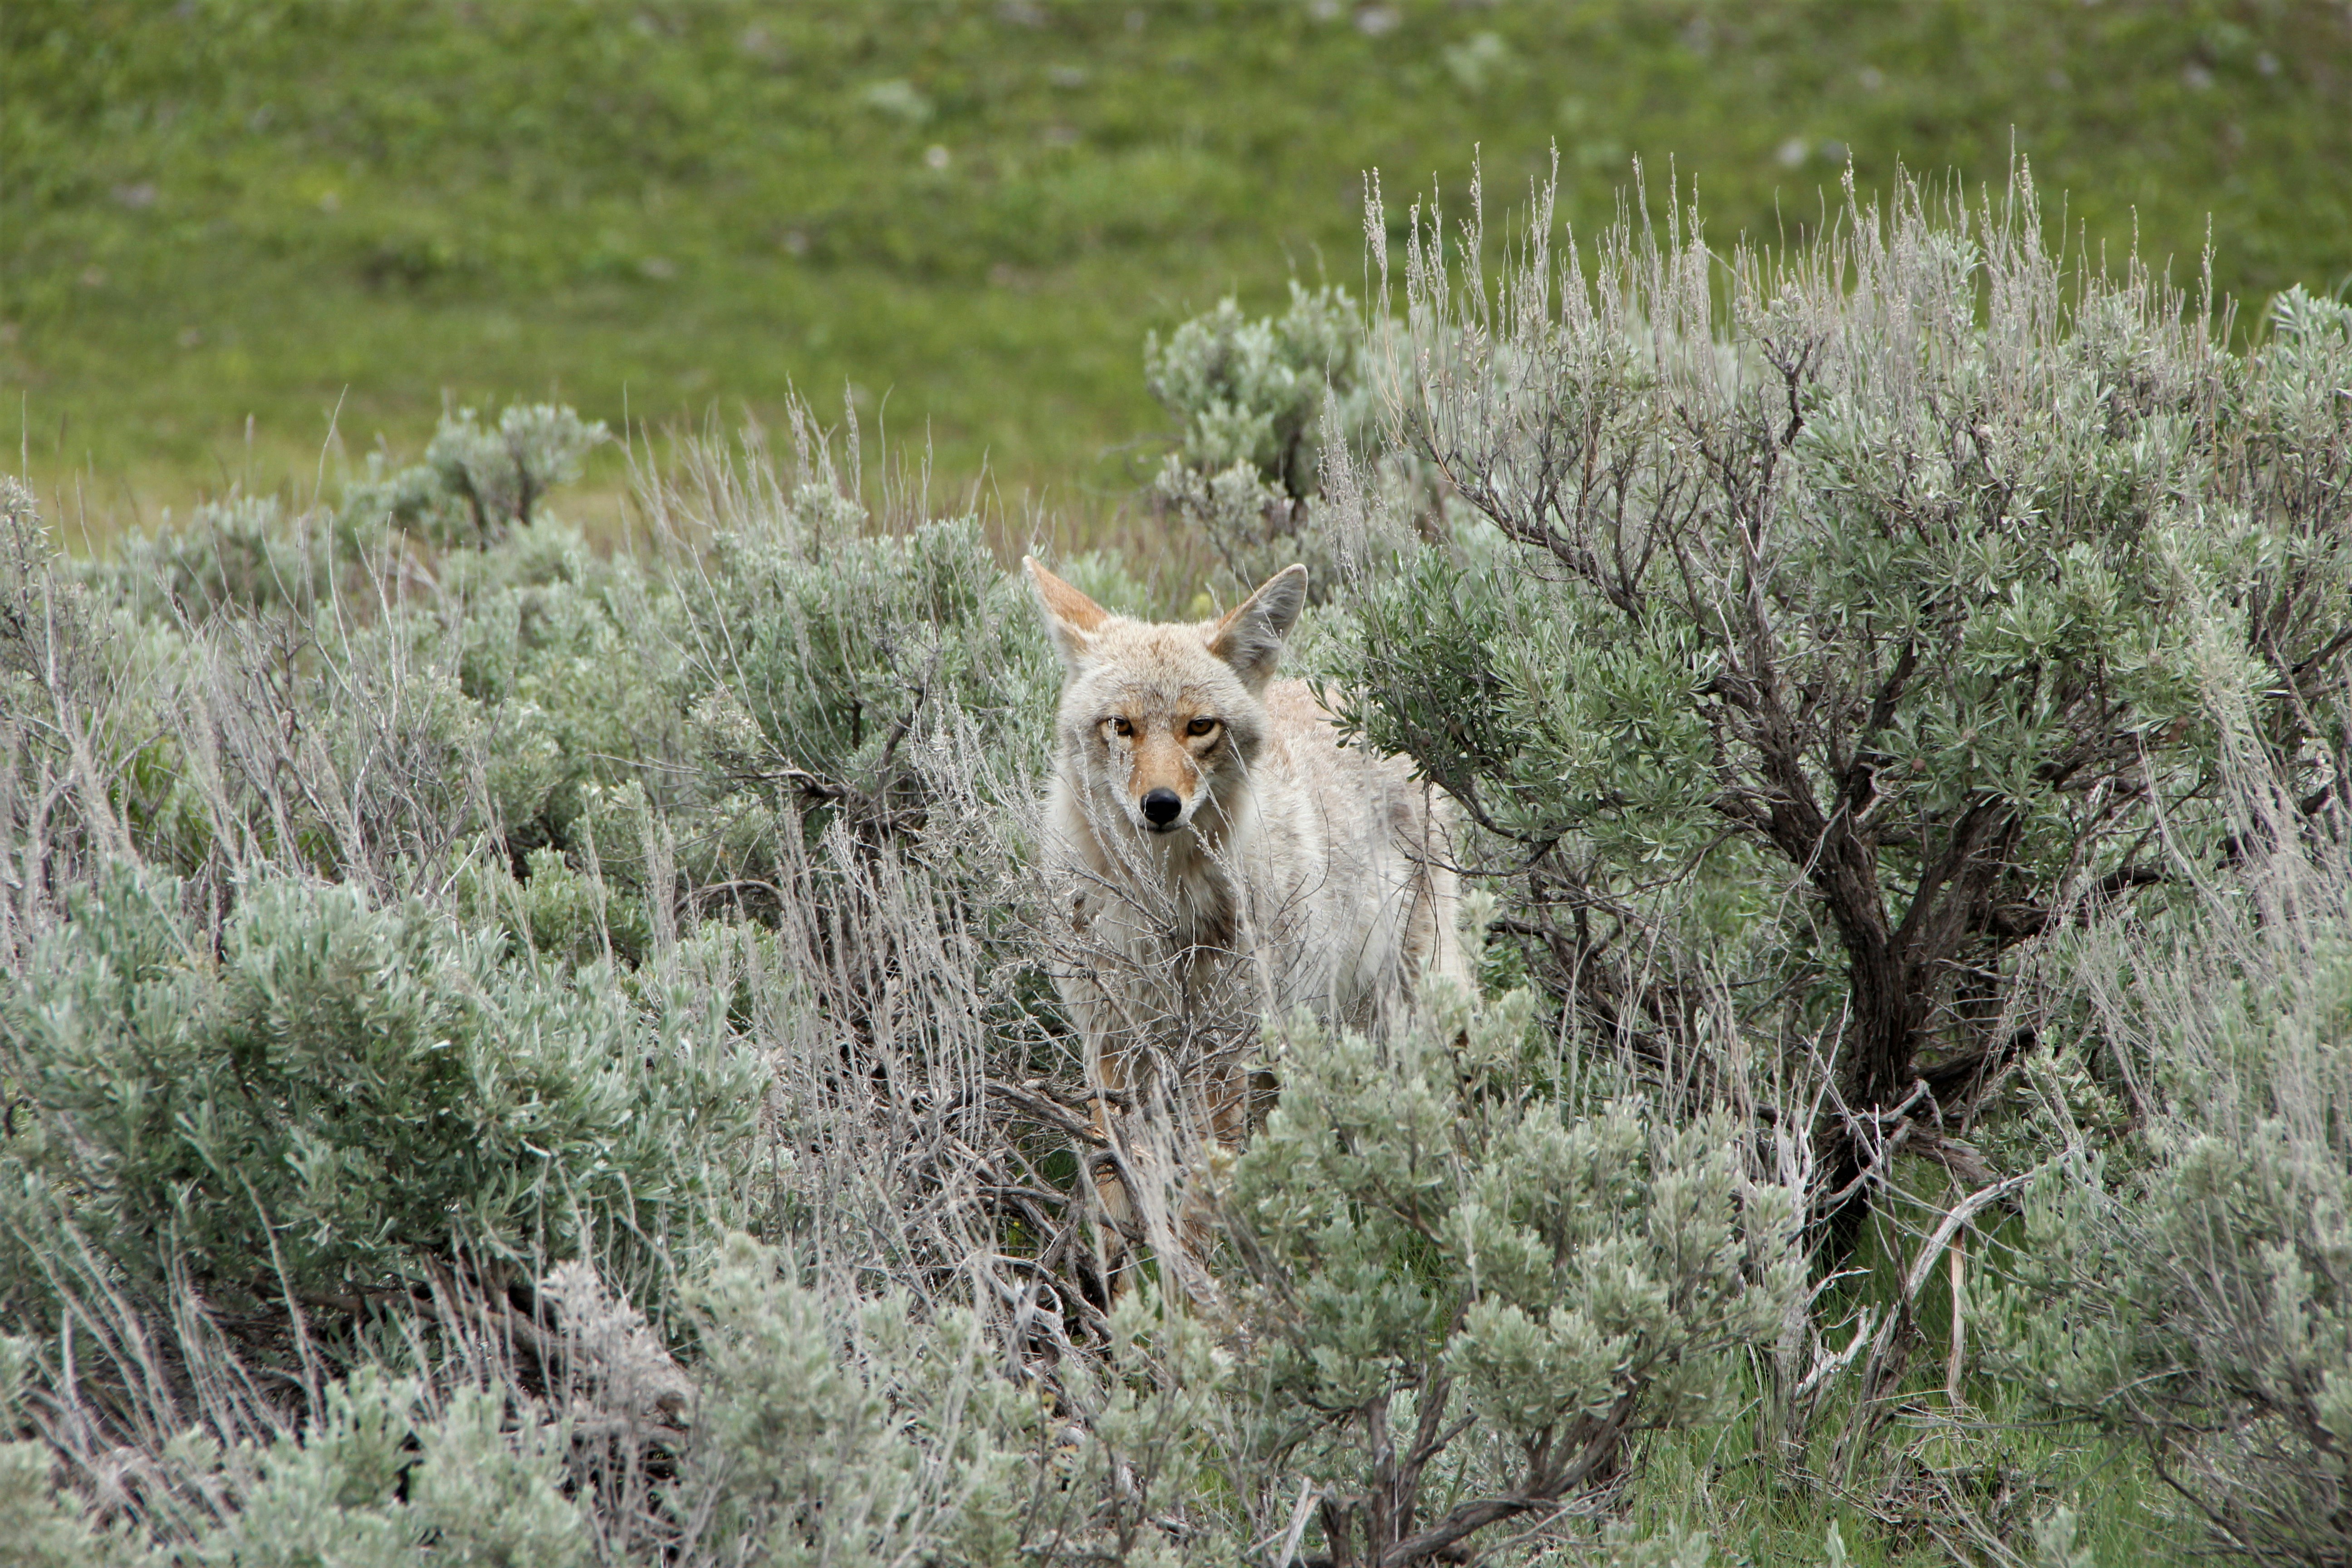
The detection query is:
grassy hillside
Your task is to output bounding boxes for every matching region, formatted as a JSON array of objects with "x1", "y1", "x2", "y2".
[{"x1": 5, "y1": 0, "x2": 2349, "y2": 534}]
